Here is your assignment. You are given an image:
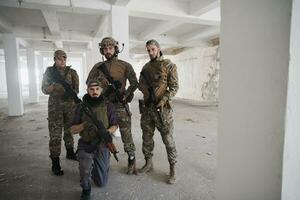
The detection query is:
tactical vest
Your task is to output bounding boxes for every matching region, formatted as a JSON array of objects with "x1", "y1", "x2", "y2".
[
  {"x1": 104, "y1": 58, "x2": 127, "y2": 93},
  {"x1": 143, "y1": 59, "x2": 173, "y2": 102},
  {"x1": 49, "y1": 66, "x2": 74, "y2": 100},
  {"x1": 80, "y1": 102, "x2": 109, "y2": 143},
  {"x1": 101, "y1": 58, "x2": 129, "y2": 103}
]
